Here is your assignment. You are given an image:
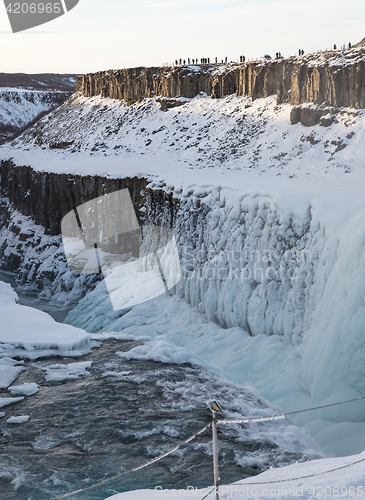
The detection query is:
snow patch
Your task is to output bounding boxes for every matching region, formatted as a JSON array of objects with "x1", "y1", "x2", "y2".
[
  {"x1": 8, "y1": 382, "x2": 39, "y2": 396},
  {"x1": 44, "y1": 361, "x2": 92, "y2": 382}
]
